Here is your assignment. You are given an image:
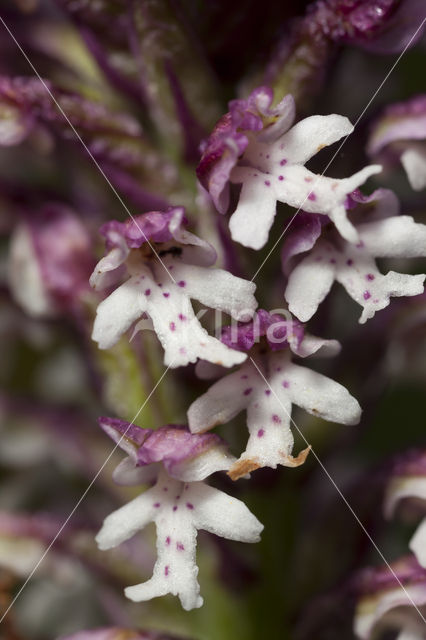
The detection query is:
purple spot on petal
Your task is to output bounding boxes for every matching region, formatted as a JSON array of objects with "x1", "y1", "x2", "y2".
[
  {"x1": 163, "y1": 487, "x2": 168, "y2": 492},
  {"x1": 178, "y1": 313, "x2": 186, "y2": 321},
  {"x1": 366, "y1": 273, "x2": 375, "y2": 281},
  {"x1": 178, "y1": 280, "x2": 186, "y2": 288},
  {"x1": 373, "y1": 298, "x2": 379, "y2": 303},
  {"x1": 276, "y1": 367, "x2": 282, "y2": 372},
  {"x1": 165, "y1": 566, "x2": 169, "y2": 576},
  {"x1": 257, "y1": 429, "x2": 265, "y2": 438},
  {"x1": 243, "y1": 388, "x2": 252, "y2": 396},
  {"x1": 282, "y1": 380, "x2": 290, "y2": 388},
  {"x1": 154, "y1": 502, "x2": 161, "y2": 508},
  {"x1": 278, "y1": 175, "x2": 284, "y2": 181},
  {"x1": 363, "y1": 291, "x2": 371, "y2": 300},
  {"x1": 177, "y1": 542, "x2": 185, "y2": 551},
  {"x1": 265, "y1": 389, "x2": 271, "y2": 396},
  {"x1": 166, "y1": 536, "x2": 171, "y2": 545},
  {"x1": 170, "y1": 322, "x2": 176, "y2": 331},
  {"x1": 356, "y1": 241, "x2": 365, "y2": 249},
  {"x1": 280, "y1": 159, "x2": 287, "y2": 166},
  {"x1": 346, "y1": 259, "x2": 353, "y2": 266},
  {"x1": 158, "y1": 283, "x2": 163, "y2": 287},
  {"x1": 241, "y1": 374, "x2": 248, "y2": 379},
  {"x1": 272, "y1": 414, "x2": 281, "y2": 424},
  {"x1": 179, "y1": 347, "x2": 186, "y2": 354},
  {"x1": 308, "y1": 192, "x2": 317, "y2": 201},
  {"x1": 330, "y1": 258, "x2": 336, "y2": 264},
  {"x1": 145, "y1": 289, "x2": 151, "y2": 296},
  {"x1": 173, "y1": 505, "x2": 178, "y2": 512},
  {"x1": 264, "y1": 180, "x2": 271, "y2": 187},
  {"x1": 186, "y1": 502, "x2": 194, "y2": 510},
  {"x1": 163, "y1": 292, "x2": 170, "y2": 298}
]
